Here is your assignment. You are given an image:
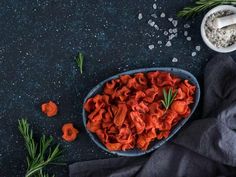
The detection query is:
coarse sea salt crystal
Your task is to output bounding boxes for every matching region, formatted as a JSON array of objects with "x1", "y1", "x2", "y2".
[
  {"x1": 169, "y1": 29, "x2": 173, "y2": 33},
  {"x1": 192, "y1": 52, "x2": 196, "y2": 57},
  {"x1": 151, "y1": 13, "x2": 158, "y2": 18},
  {"x1": 165, "y1": 41, "x2": 172, "y2": 47},
  {"x1": 172, "y1": 20, "x2": 178, "y2": 27},
  {"x1": 154, "y1": 24, "x2": 159, "y2": 30},
  {"x1": 149, "y1": 44, "x2": 155, "y2": 50},
  {"x1": 184, "y1": 31, "x2": 188, "y2": 36},
  {"x1": 148, "y1": 19, "x2": 155, "y2": 26},
  {"x1": 184, "y1": 24, "x2": 190, "y2": 28},
  {"x1": 160, "y1": 12, "x2": 165, "y2": 18},
  {"x1": 172, "y1": 57, "x2": 178, "y2": 62},
  {"x1": 169, "y1": 34, "x2": 176, "y2": 40},
  {"x1": 196, "y1": 45, "x2": 201, "y2": 51},
  {"x1": 158, "y1": 41, "x2": 162, "y2": 44},
  {"x1": 138, "y1": 13, "x2": 143, "y2": 20},
  {"x1": 164, "y1": 31, "x2": 168, "y2": 36},
  {"x1": 153, "y1": 3, "x2": 157, "y2": 9},
  {"x1": 187, "y1": 36, "x2": 191, "y2": 41},
  {"x1": 168, "y1": 18, "x2": 173, "y2": 22},
  {"x1": 172, "y1": 28, "x2": 177, "y2": 33}
]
